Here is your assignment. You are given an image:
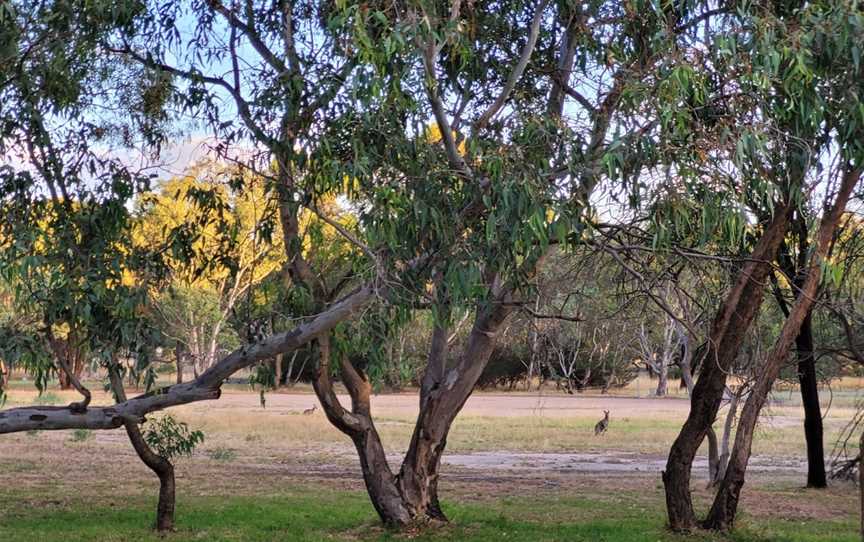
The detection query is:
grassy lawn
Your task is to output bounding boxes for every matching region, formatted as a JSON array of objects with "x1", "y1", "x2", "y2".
[
  {"x1": 1, "y1": 381, "x2": 860, "y2": 541},
  {"x1": 0, "y1": 489, "x2": 856, "y2": 542}
]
